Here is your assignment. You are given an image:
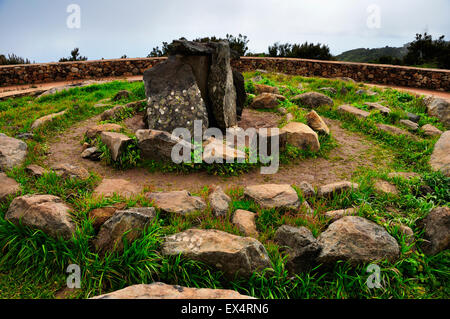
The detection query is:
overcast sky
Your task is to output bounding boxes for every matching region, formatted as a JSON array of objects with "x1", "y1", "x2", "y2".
[{"x1": 0, "y1": 0, "x2": 449, "y2": 63}]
